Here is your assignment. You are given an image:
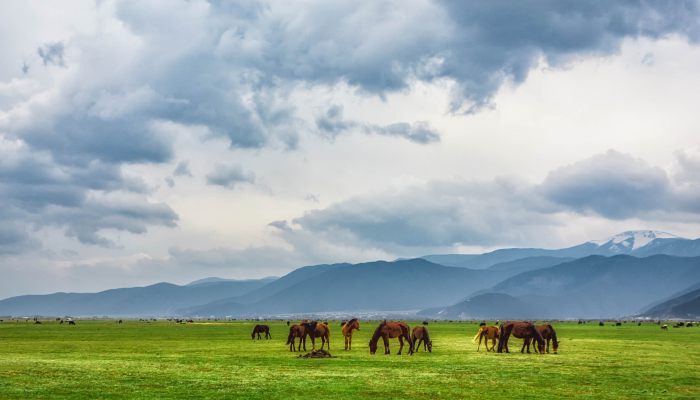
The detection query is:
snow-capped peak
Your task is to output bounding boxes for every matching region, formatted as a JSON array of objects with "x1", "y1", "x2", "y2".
[{"x1": 589, "y1": 230, "x2": 682, "y2": 252}]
